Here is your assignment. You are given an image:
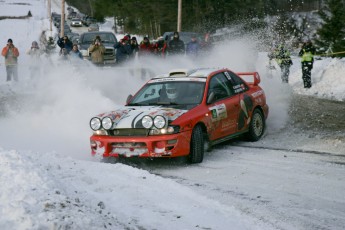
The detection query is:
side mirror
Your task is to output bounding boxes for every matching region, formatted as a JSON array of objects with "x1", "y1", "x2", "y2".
[
  {"x1": 126, "y1": 94, "x2": 133, "y2": 104},
  {"x1": 206, "y1": 92, "x2": 215, "y2": 104}
]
